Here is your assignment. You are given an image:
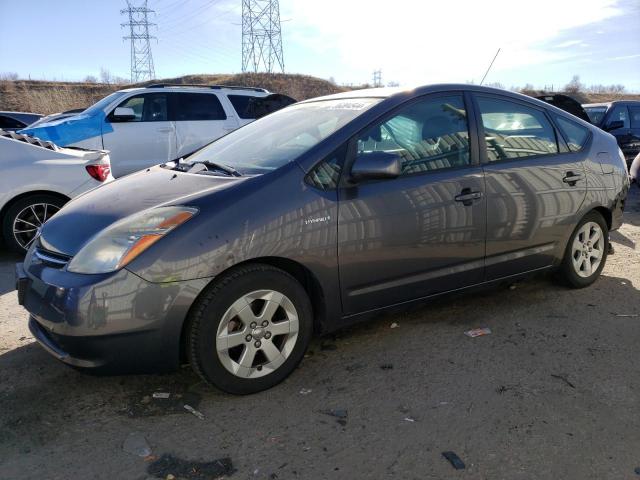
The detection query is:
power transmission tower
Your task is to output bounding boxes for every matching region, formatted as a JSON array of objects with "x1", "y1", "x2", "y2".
[
  {"x1": 121, "y1": 0, "x2": 156, "y2": 82},
  {"x1": 373, "y1": 69, "x2": 382, "y2": 87},
  {"x1": 242, "y1": 0, "x2": 285, "y2": 73}
]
